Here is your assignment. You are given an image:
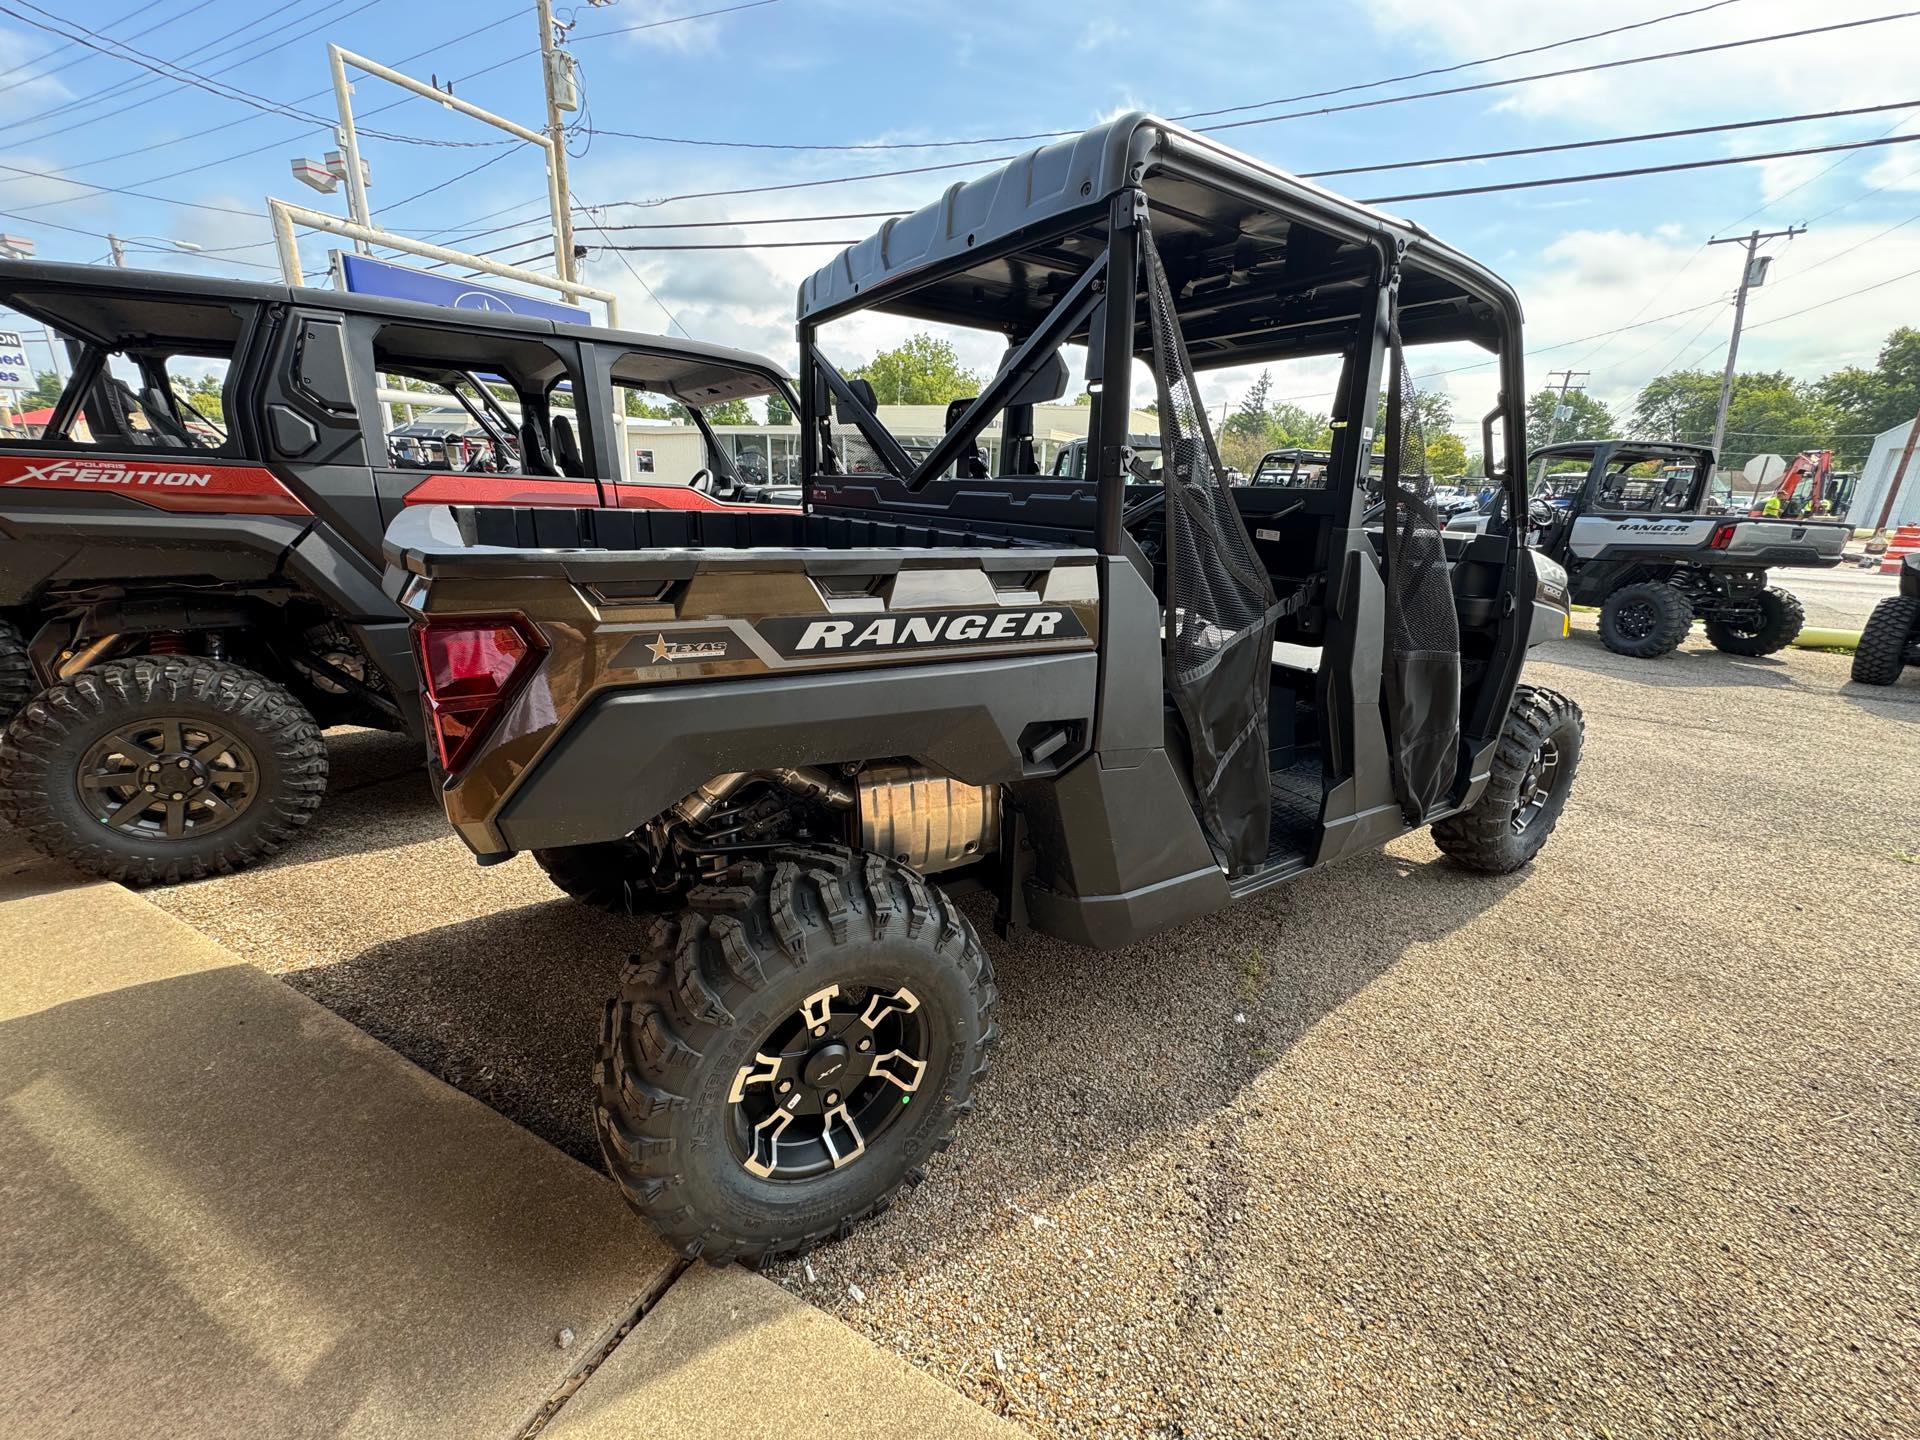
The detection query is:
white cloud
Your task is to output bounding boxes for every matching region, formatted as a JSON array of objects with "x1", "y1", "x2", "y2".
[{"x1": 1363, "y1": 0, "x2": 1919, "y2": 127}]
